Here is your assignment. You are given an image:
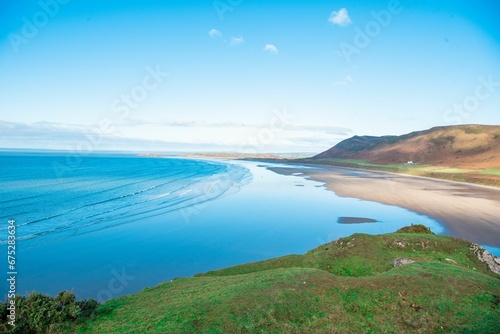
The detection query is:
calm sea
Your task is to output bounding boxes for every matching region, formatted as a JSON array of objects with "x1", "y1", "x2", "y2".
[{"x1": 0, "y1": 152, "x2": 495, "y2": 301}]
